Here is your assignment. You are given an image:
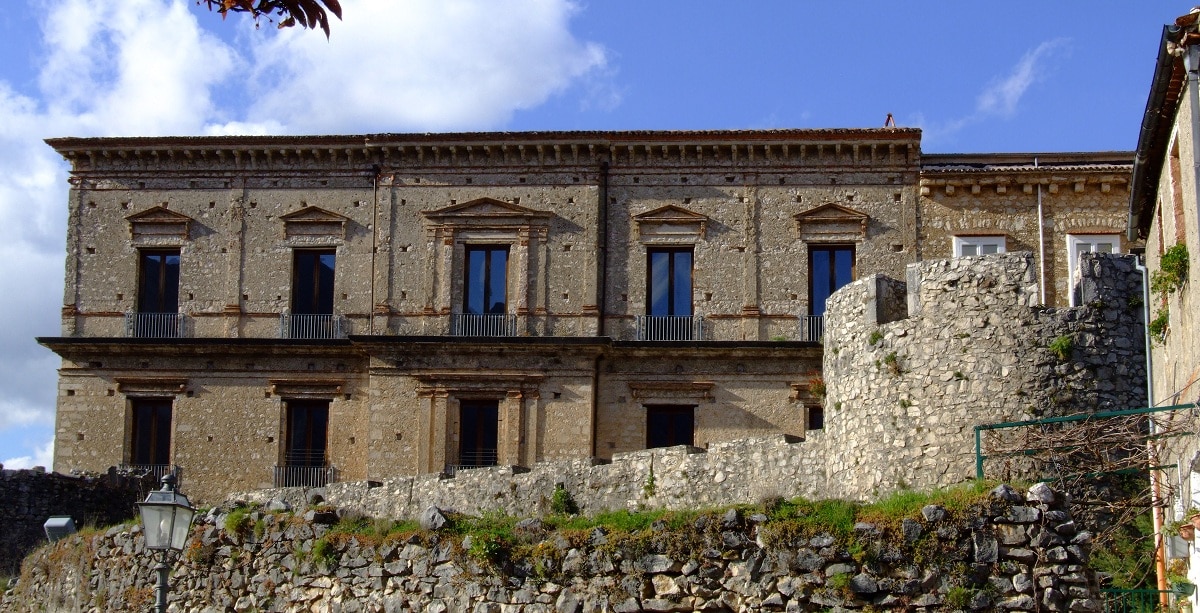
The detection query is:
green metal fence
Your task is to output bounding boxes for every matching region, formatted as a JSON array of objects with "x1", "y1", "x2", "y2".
[
  {"x1": 973, "y1": 403, "x2": 1196, "y2": 480},
  {"x1": 1101, "y1": 588, "x2": 1175, "y2": 612}
]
